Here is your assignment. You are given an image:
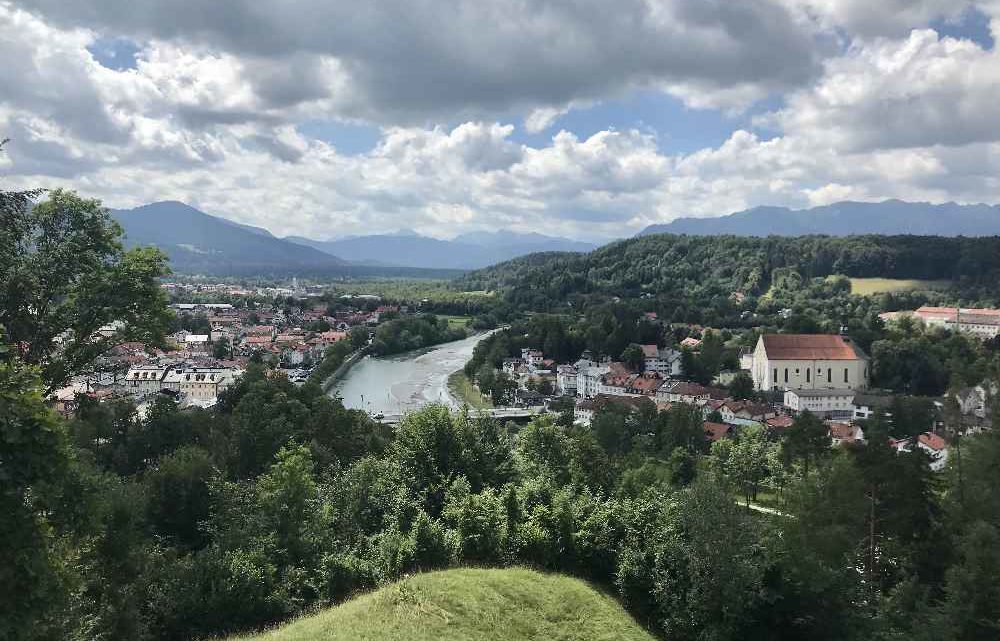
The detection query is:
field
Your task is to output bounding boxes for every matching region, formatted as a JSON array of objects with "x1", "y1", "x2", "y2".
[
  {"x1": 849, "y1": 277, "x2": 951, "y2": 295},
  {"x1": 447, "y1": 369, "x2": 494, "y2": 409},
  {"x1": 231, "y1": 568, "x2": 655, "y2": 641},
  {"x1": 438, "y1": 314, "x2": 473, "y2": 329}
]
